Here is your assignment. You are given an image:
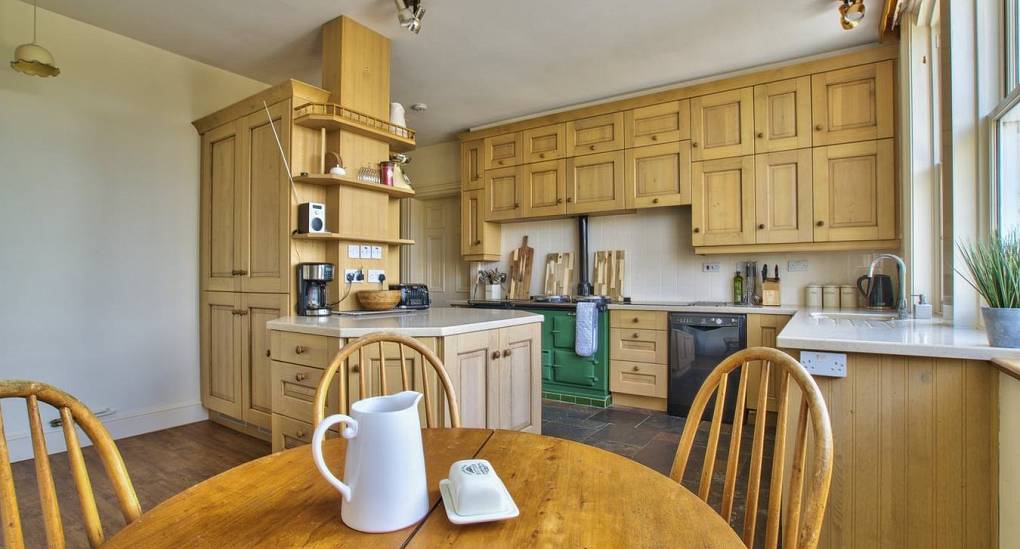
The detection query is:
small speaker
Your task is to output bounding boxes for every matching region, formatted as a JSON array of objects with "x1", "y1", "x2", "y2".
[{"x1": 298, "y1": 202, "x2": 326, "y2": 233}]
